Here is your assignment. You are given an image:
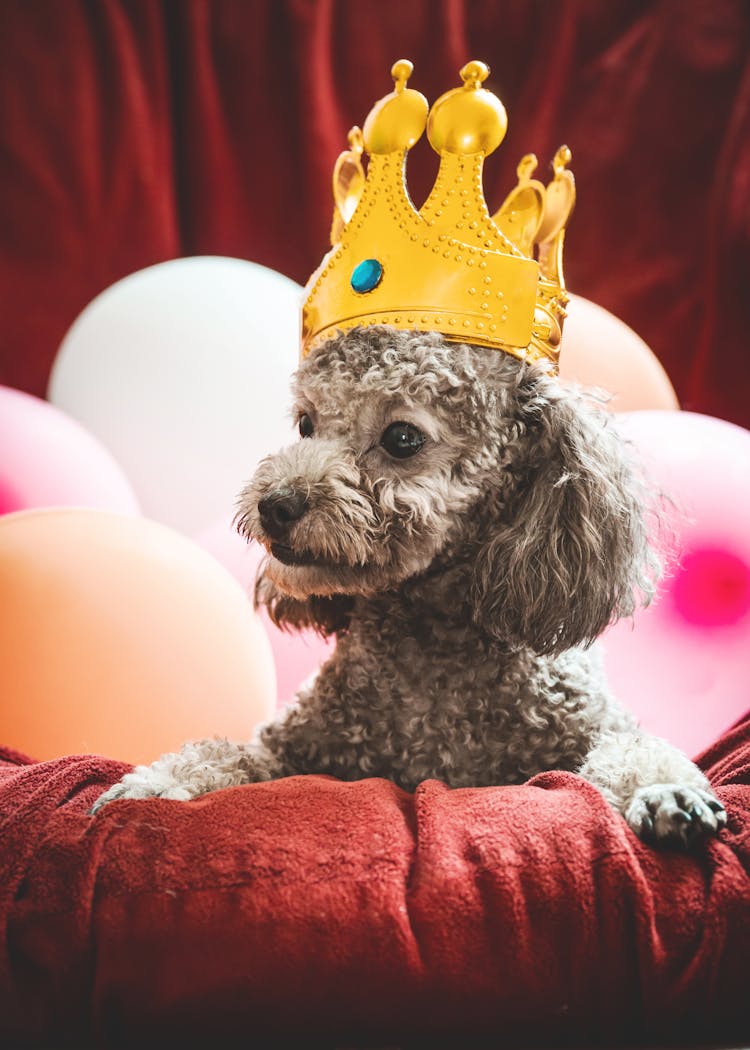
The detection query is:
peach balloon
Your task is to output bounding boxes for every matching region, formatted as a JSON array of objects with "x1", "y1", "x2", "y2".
[
  {"x1": 560, "y1": 295, "x2": 679, "y2": 412},
  {"x1": 0, "y1": 509, "x2": 275, "y2": 764}
]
